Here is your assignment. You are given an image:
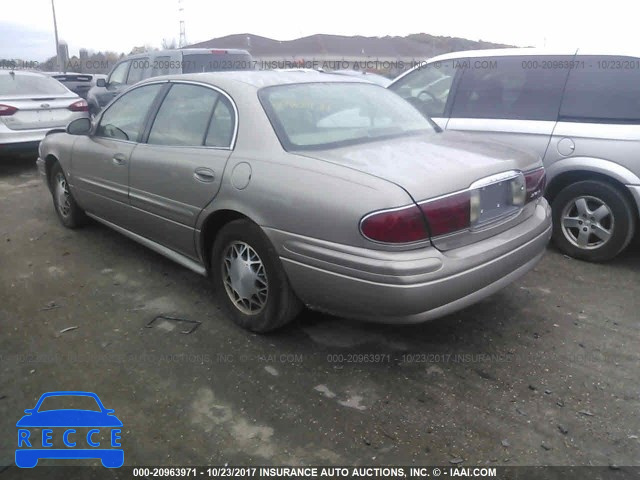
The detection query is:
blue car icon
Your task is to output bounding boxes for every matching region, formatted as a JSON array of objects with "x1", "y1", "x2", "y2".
[{"x1": 16, "y1": 391, "x2": 123, "y2": 468}]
